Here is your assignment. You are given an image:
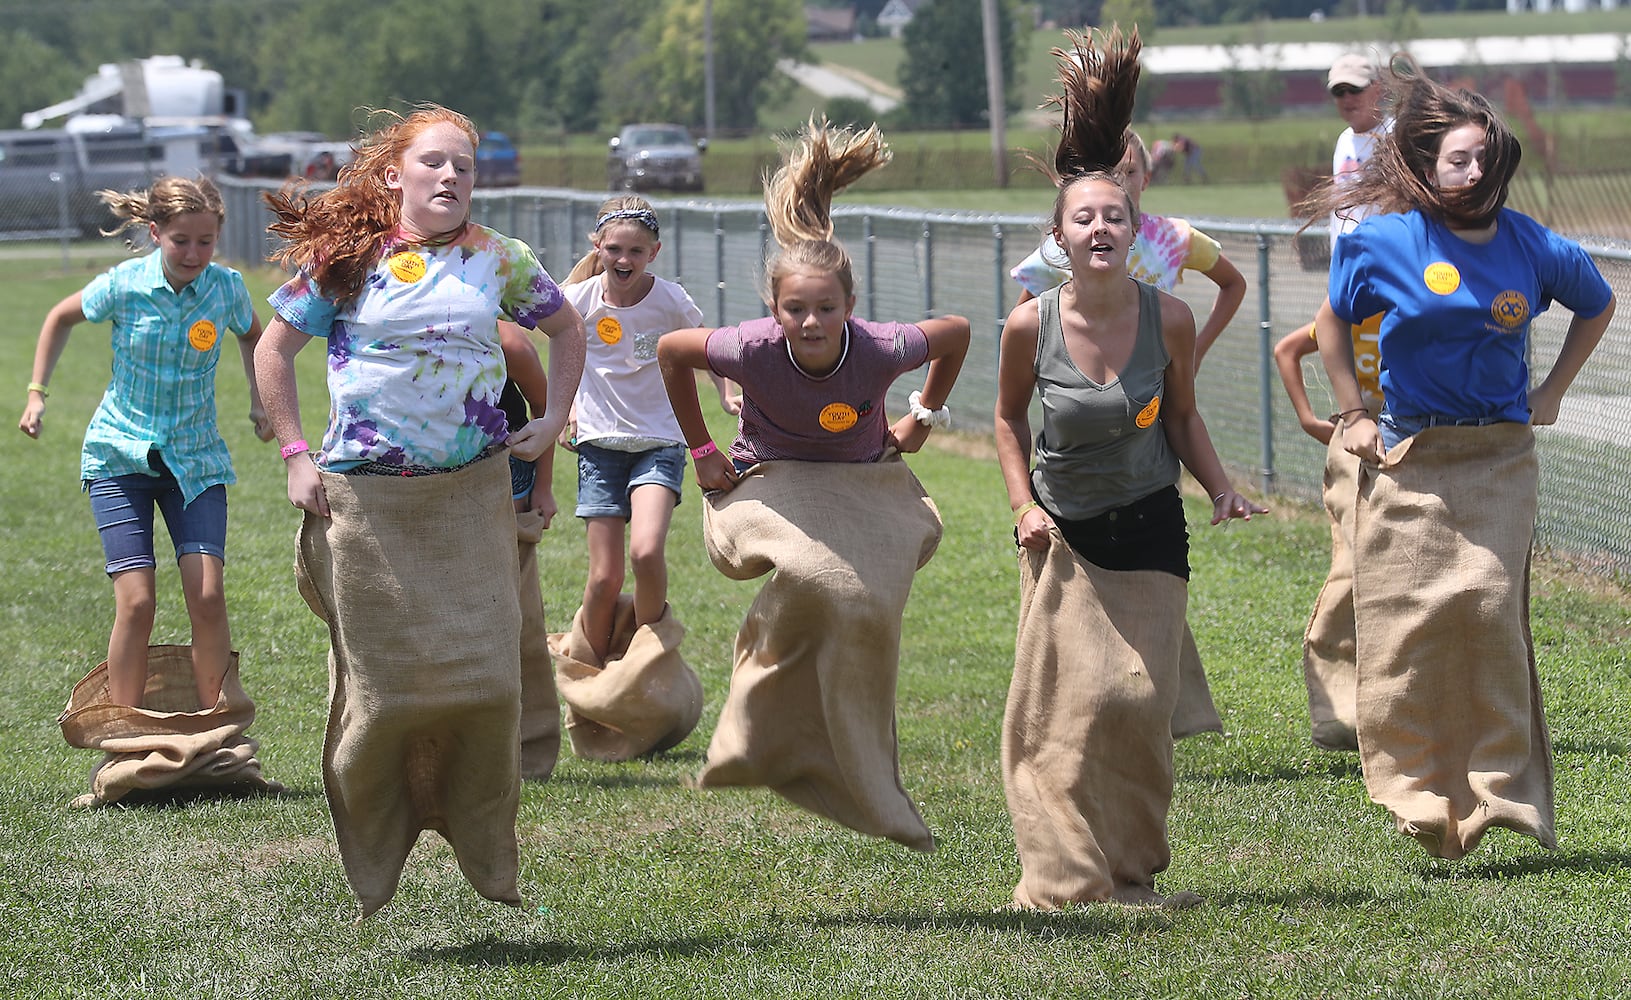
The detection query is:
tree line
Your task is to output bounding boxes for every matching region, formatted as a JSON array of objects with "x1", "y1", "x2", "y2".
[{"x1": 0, "y1": 0, "x2": 806, "y2": 139}]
